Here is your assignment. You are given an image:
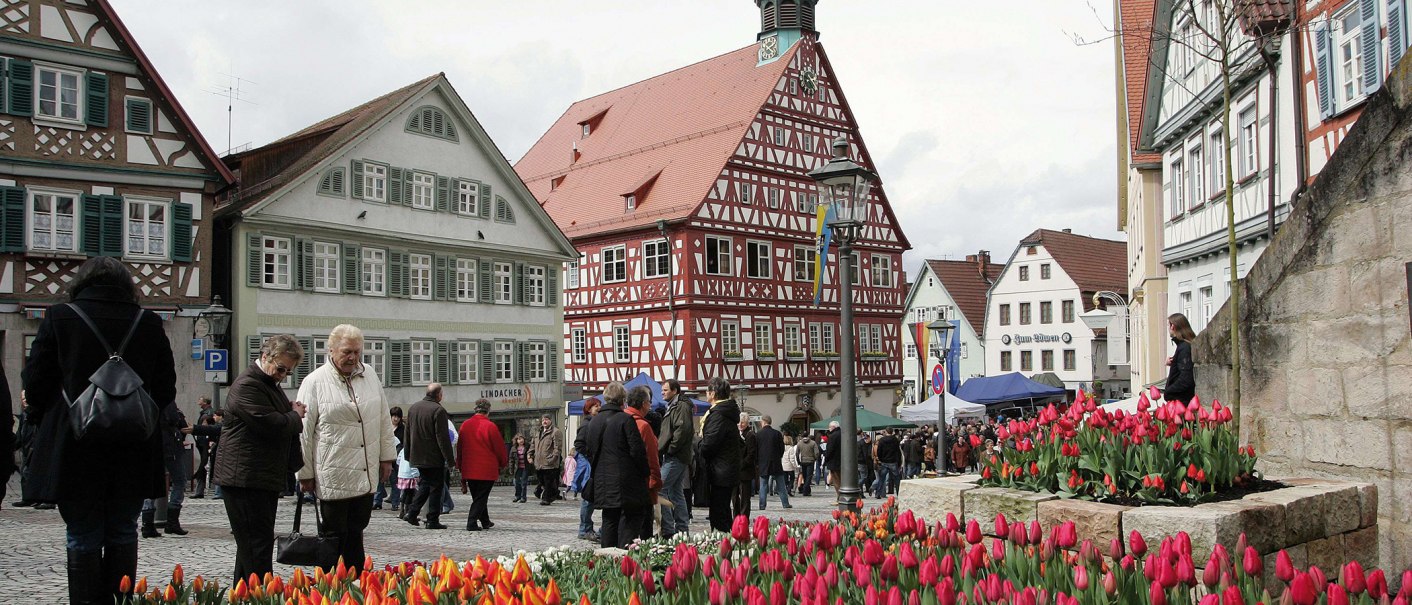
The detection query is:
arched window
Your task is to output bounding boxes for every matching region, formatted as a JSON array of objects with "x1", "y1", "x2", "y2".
[
  {"x1": 494, "y1": 196, "x2": 516, "y2": 223},
  {"x1": 405, "y1": 105, "x2": 458, "y2": 142},
  {"x1": 761, "y1": 1, "x2": 776, "y2": 30}
]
